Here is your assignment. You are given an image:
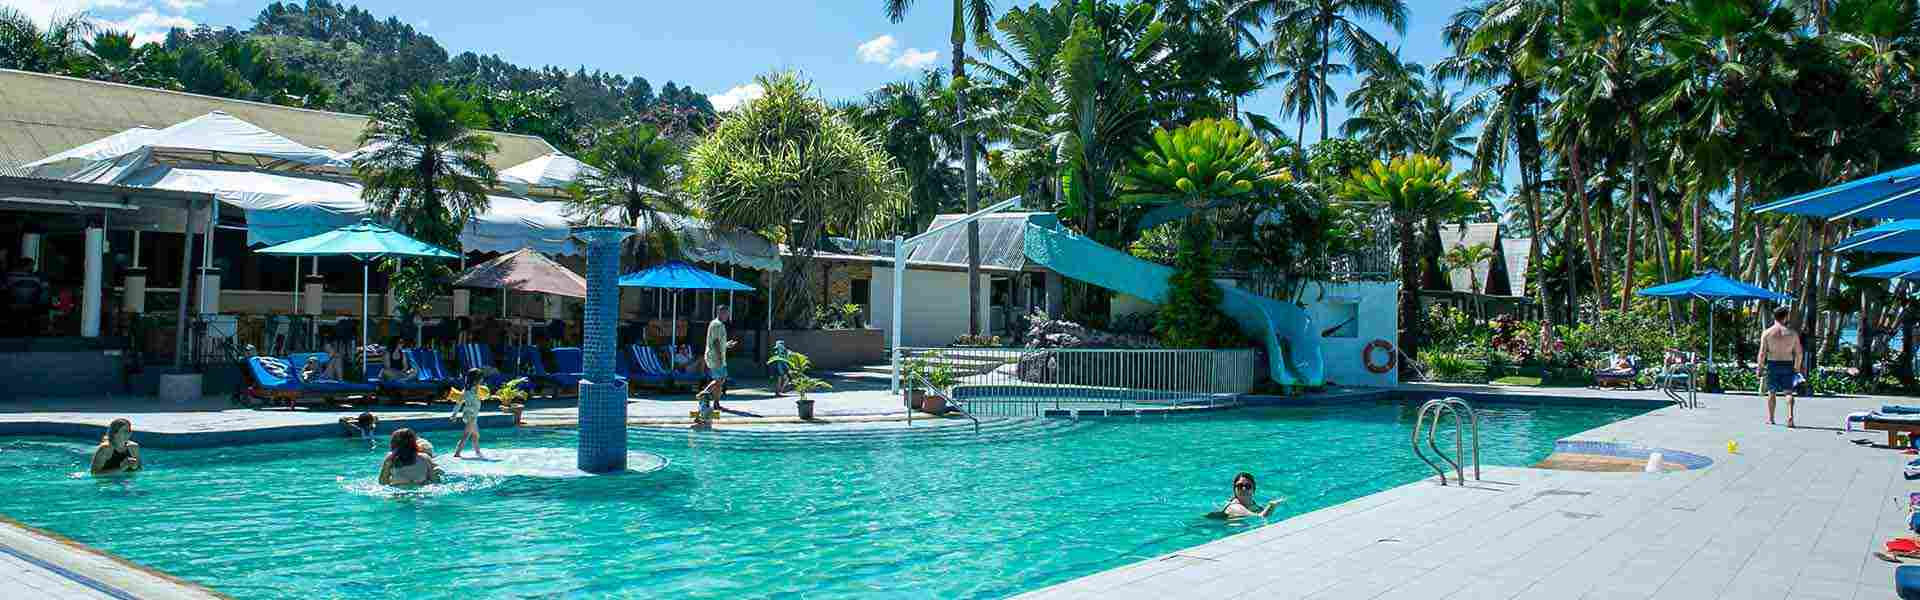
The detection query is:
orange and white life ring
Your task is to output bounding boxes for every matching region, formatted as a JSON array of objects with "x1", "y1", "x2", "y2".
[{"x1": 1363, "y1": 339, "x2": 1396, "y2": 374}]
